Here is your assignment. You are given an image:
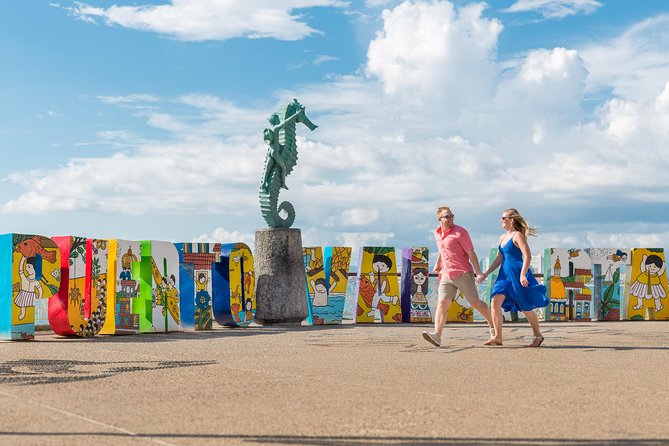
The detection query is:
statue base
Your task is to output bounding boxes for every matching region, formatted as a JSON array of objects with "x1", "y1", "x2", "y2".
[{"x1": 253, "y1": 228, "x2": 308, "y2": 325}]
